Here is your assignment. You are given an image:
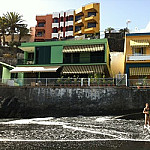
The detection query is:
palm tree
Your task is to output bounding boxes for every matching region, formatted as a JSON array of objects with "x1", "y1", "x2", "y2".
[
  {"x1": 4, "y1": 12, "x2": 24, "y2": 43},
  {"x1": 119, "y1": 27, "x2": 129, "y2": 37},
  {"x1": 17, "y1": 24, "x2": 29, "y2": 43},
  {"x1": 0, "y1": 16, "x2": 8, "y2": 46},
  {"x1": 105, "y1": 27, "x2": 115, "y2": 38}
]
